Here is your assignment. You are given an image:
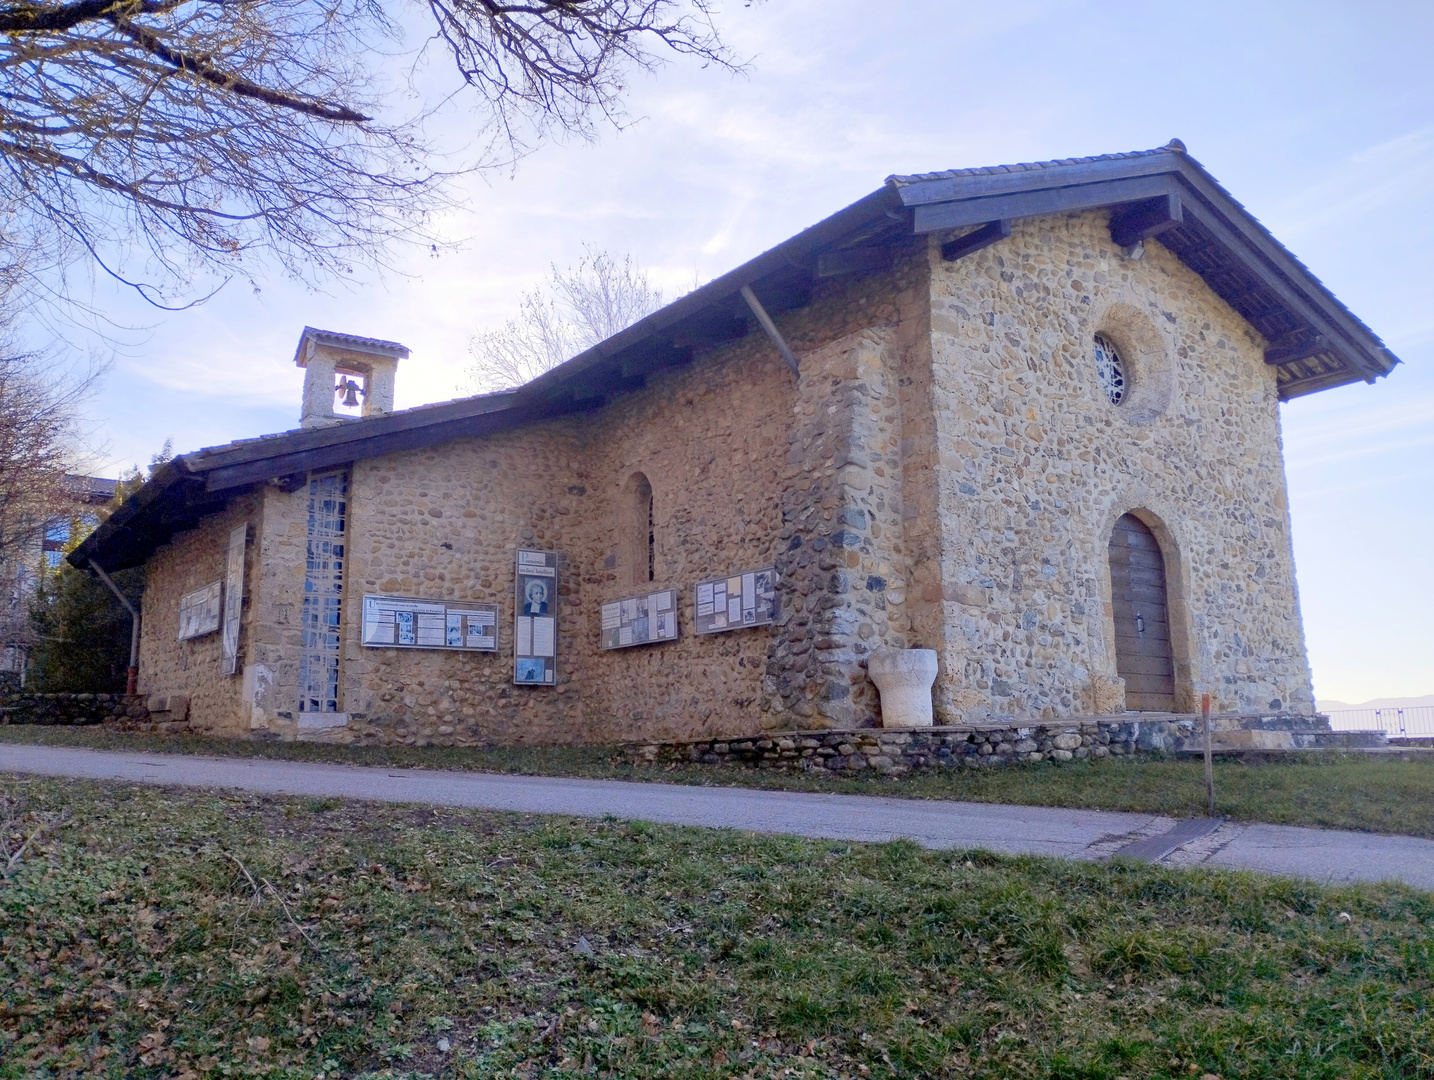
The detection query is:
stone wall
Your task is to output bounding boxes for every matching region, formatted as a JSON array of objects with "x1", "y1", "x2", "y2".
[
  {"x1": 137, "y1": 491, "x2": 262, "y2": 735},
  {"x1": 636, "y1": 717, "x2": 1193, "y2": 774},
  {"x1": 631, "y1": 711, "x2": 1334, "y2": 774},
  {"x1": 563, "y1": 338, "x2": 793, "y2": 742},
  {"x1": 762, "y1": 241, "x2": 932, "y2": 730},
  {"x1": 334, "y1": 420, "x2": 587, "y2": 745},
  {"x1": 766, "y1": 325, "x2": 910, "y2": 728},
  {"x1": 924, "y1": 210, "x2": 1314, "y2": 723},
  {"x1": 234, "y1": 253, "x2": 935, "y2": 747},
  {"x1": 0, "y1": 692, "x2": 149, "y2": 727},
  {"x1": 573, "y1": 245, "x2": 933, "y2": 737}
]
